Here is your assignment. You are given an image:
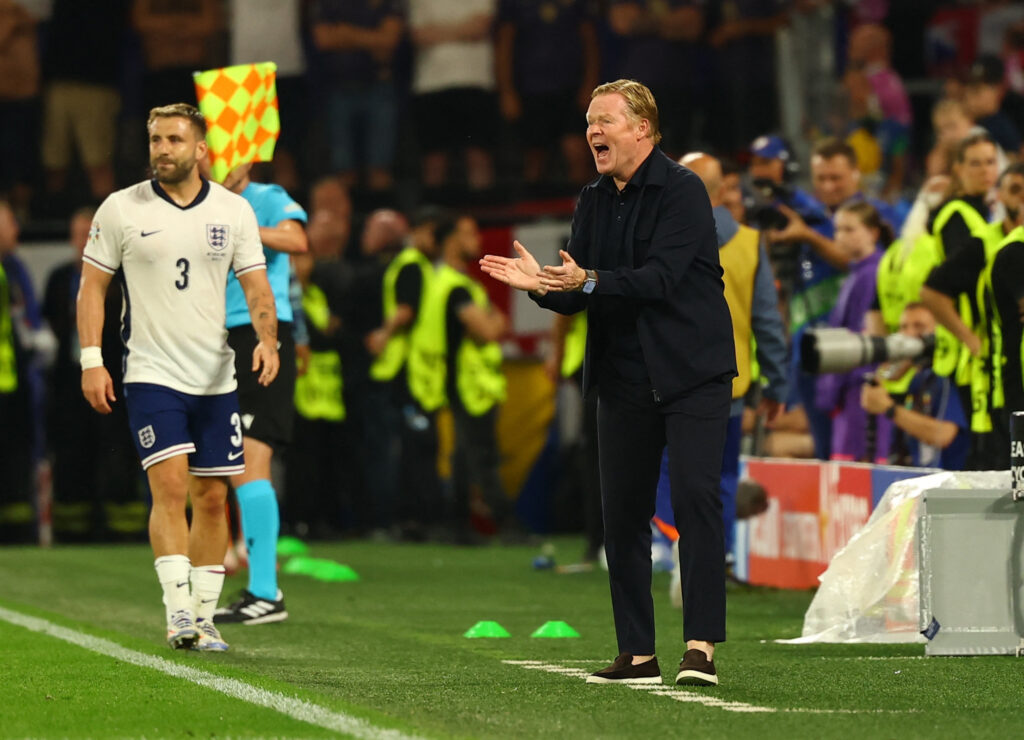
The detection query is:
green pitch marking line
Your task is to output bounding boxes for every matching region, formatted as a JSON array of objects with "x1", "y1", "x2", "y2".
[
  {"x1": 502, "y1": 661, "x2": 920, "y2": 715},
  {"x1": 0, "y1": 605, "x2": 426, "y2": 740}
]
